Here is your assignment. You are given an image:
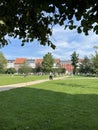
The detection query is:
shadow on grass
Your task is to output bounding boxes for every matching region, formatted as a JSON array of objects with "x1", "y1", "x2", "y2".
[
  {"x1": 0, "y1": 87, "x2": 98, "y2": 130},
  {"x1": 54, "y1": 82, "x2": 98, "y2": 89}
]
